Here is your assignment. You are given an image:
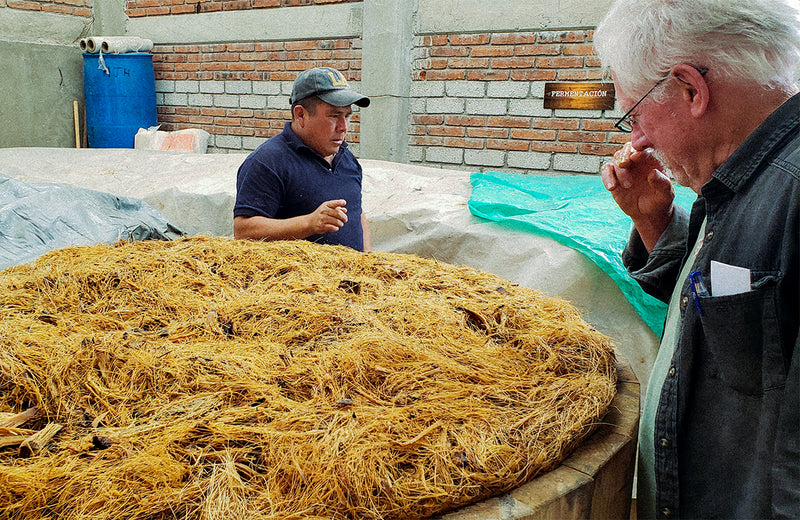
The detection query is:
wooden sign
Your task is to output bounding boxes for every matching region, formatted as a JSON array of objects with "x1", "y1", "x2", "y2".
[{"x1": 544, "y1": 82, "x2": 615, "y2": 110}]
